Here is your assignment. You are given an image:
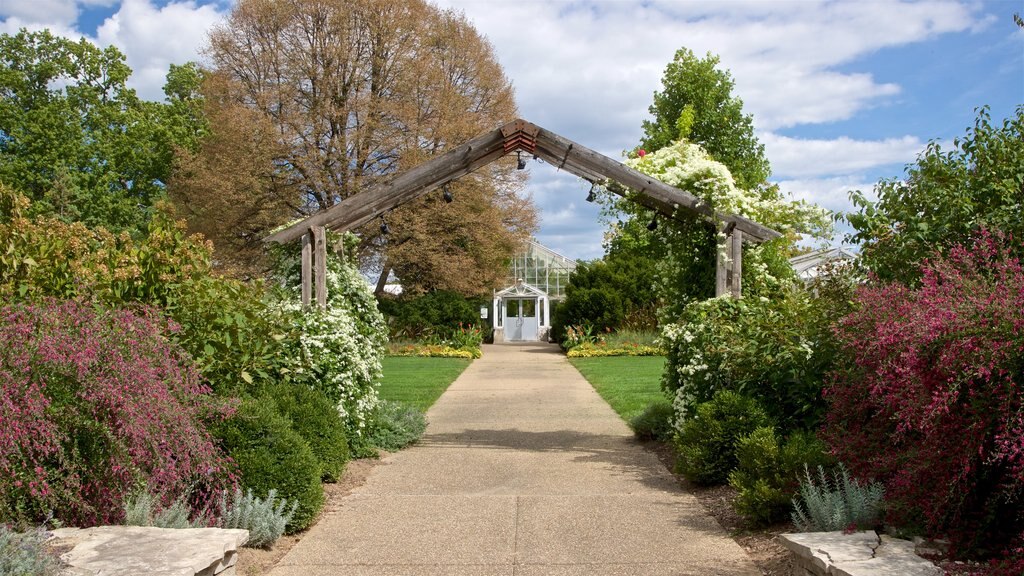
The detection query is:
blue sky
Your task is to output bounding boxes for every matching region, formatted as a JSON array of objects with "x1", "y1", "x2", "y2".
[{"x1": 3, "y1": 0, "x2": 1022, "y2": 260}]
